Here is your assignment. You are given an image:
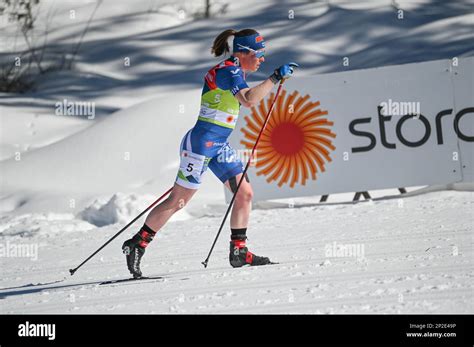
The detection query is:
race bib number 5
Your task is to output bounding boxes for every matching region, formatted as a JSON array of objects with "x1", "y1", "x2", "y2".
[{"x1": 179, "y1": 150, "x2": 207, "y2": 181}]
